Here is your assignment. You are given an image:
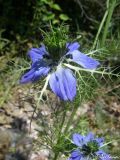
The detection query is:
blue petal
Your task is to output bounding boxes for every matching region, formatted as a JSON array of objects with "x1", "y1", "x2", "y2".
[
  {"x1": 84, "y1": 132, "x2": 94, "y2": 144},
  {"x1": 71, "y1": 157, "x2": 81, "y2": 160},
  {"x1": 70, "y1": 150, "x2": 81, "y2": 160},
  {"x1": 72, "y1": 133, "x2": 84, "y2": 147},
  {"x1": 71, "y1": 150, "x2": 81, "y2": 158},
  {"x1": 20, "y1": 67, "x2": 50, "y2": 84},
  {"x1": 28, "y1": 45, "x2": 48, "y2": 63},
  {"x1": 66, "y1": 42, "x2": 80, "y2": 52},
  {"x1": 67, "y1": 50, "x2": 100, "y2": 69},
  {"x1": 33, "y1": 67, "x2": 50, "y2": 81},
  {"x1": 69, "y1": 150, "x2": 84, "y2": 160},
  {"x1": 96, "y1": 150, "x2": 112, "y2": 160},
  {"x1": 95, "y1": 137, "x2": 104, "y2": 147},
  {"x1": 20, "y1": 69, "x2": 35, "y2": 84},
  {"x1": 49, "y1": 67, "x2": 76, "y2": 101},
  {"x1": 20, "y1": 58, "x2": 50, "y2": 84}
]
